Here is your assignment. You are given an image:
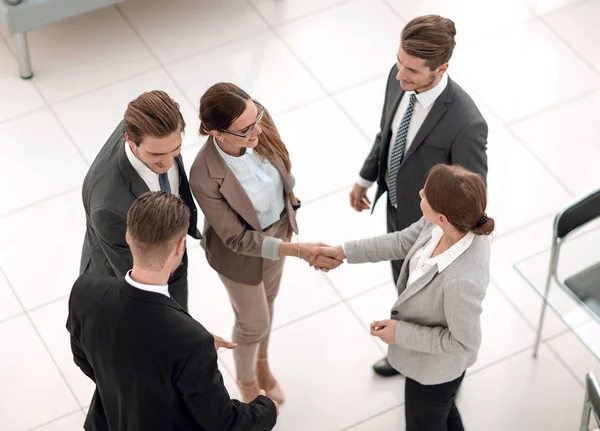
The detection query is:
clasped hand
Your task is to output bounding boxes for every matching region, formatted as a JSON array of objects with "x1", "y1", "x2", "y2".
[{"x1": 296, "y1": 243, "x2": 346, "y2": 272}]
